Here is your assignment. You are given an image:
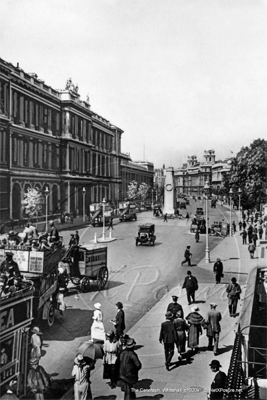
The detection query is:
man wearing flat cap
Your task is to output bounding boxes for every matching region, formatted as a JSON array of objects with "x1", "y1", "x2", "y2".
[
  {"x1": 159, "y1": 311, "x2": 178, "y2": 370},
  {"x1": 204, "y1": 303, "x2": 222, "y2": 356},
  {"x1": 166, "y1": 295, "x2": 184, "y2": 319},
  {"x1": 0, "y1": 251, "x2": 21, "y2": 287},
  {"x1": 0, "y1": 379, "x2": 19, "y2": 400},
  {"x1": 208, "y1": 360, "x2": 227, "y2": 399}
]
